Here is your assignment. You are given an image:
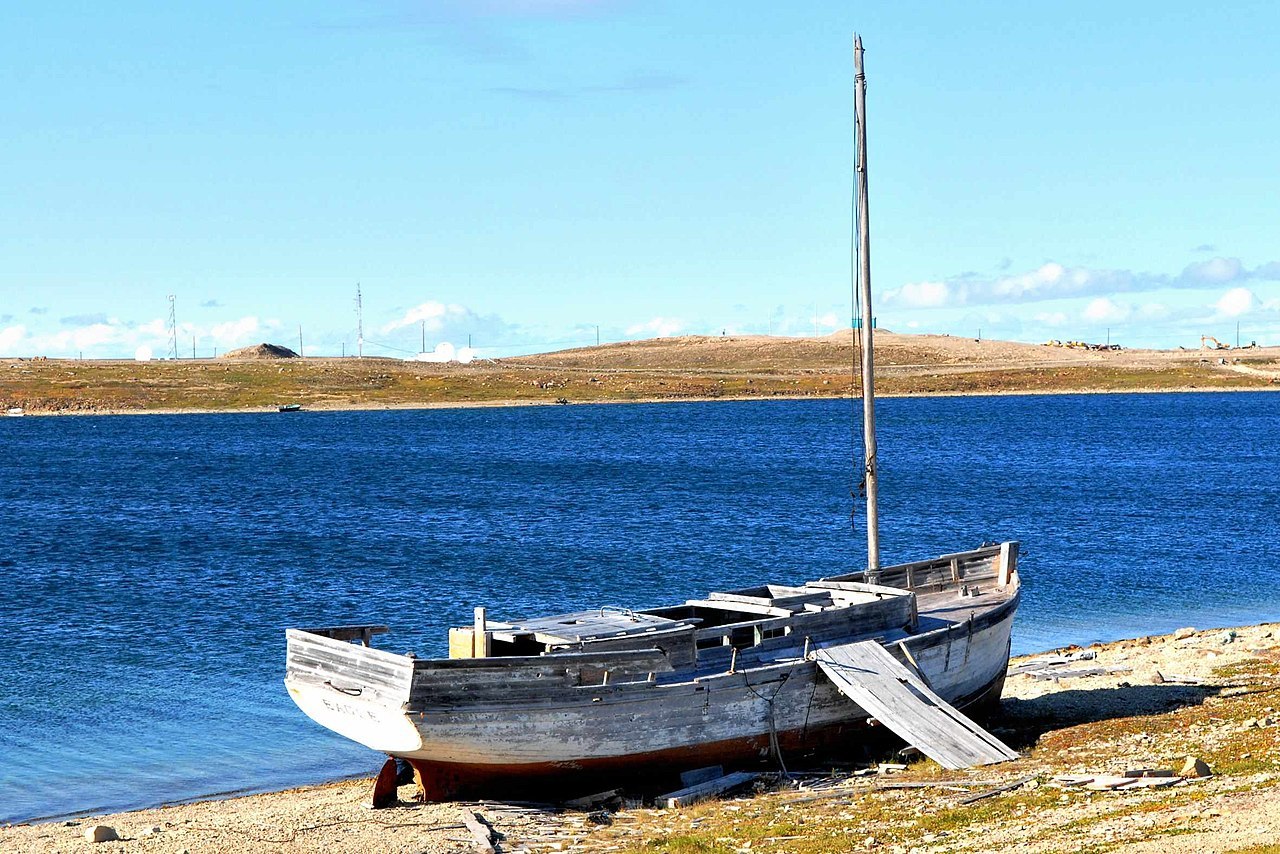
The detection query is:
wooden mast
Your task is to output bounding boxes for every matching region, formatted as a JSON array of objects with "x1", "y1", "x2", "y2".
[{"x1": 853, "y1": 34, "x2": 881, "y2": 576}]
